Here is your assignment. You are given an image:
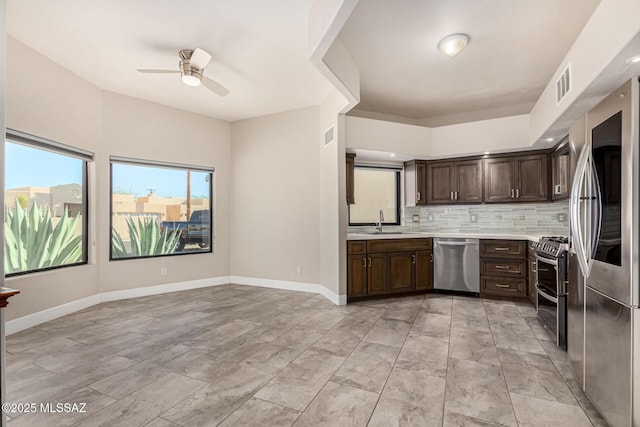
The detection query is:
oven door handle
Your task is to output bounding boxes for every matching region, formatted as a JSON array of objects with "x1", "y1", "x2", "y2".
[
  {"x1": 534, "y1": 254, "x2": 558, "y2": 266},
  {"x1": 536, "y1": 284, "x2": 558, "y2": 304}
]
